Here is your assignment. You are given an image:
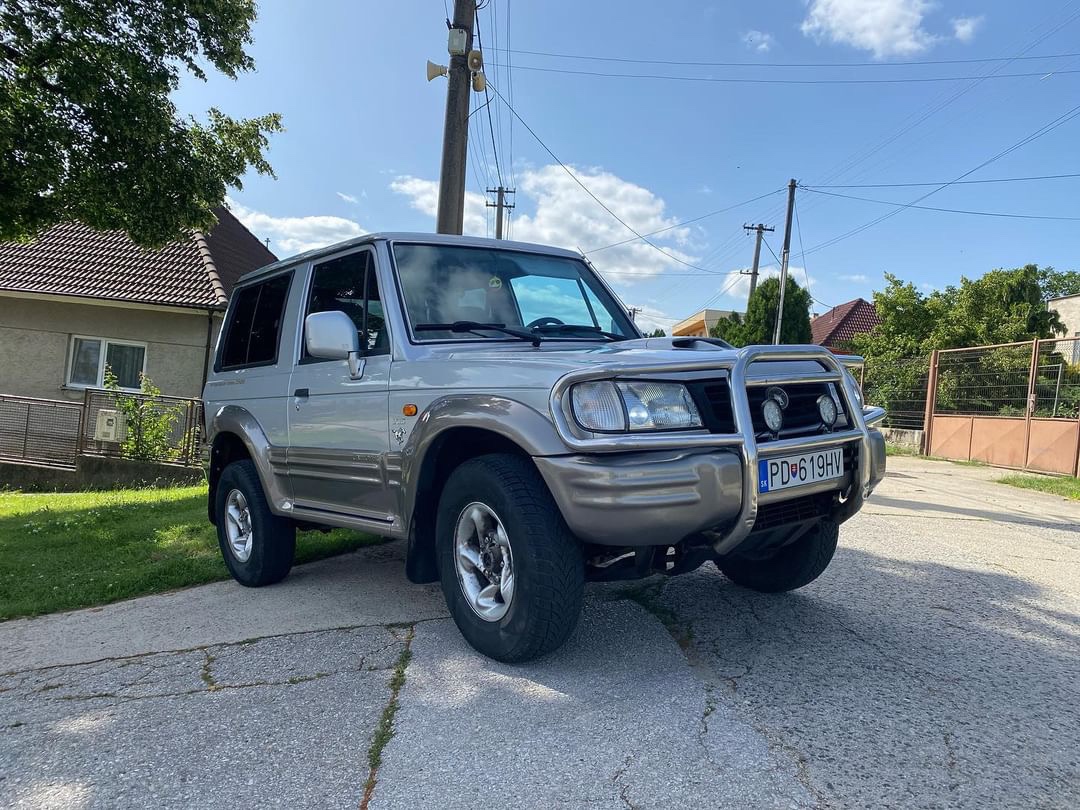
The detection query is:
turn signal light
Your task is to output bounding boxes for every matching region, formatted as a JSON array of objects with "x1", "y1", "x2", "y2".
[{"x1": 403, "y1": 404, "x2": 418, "y2": 417}]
